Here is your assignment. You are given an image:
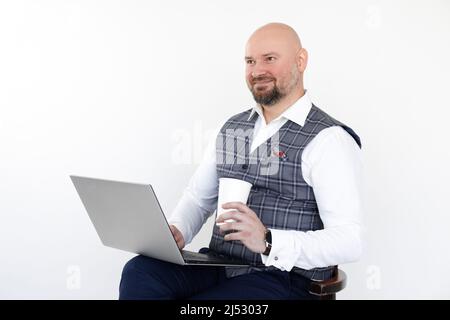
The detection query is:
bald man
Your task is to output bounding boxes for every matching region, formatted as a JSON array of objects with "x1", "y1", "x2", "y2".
[{"x1": 119, "y1": 23, "x2": 363, "y2": 300}]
